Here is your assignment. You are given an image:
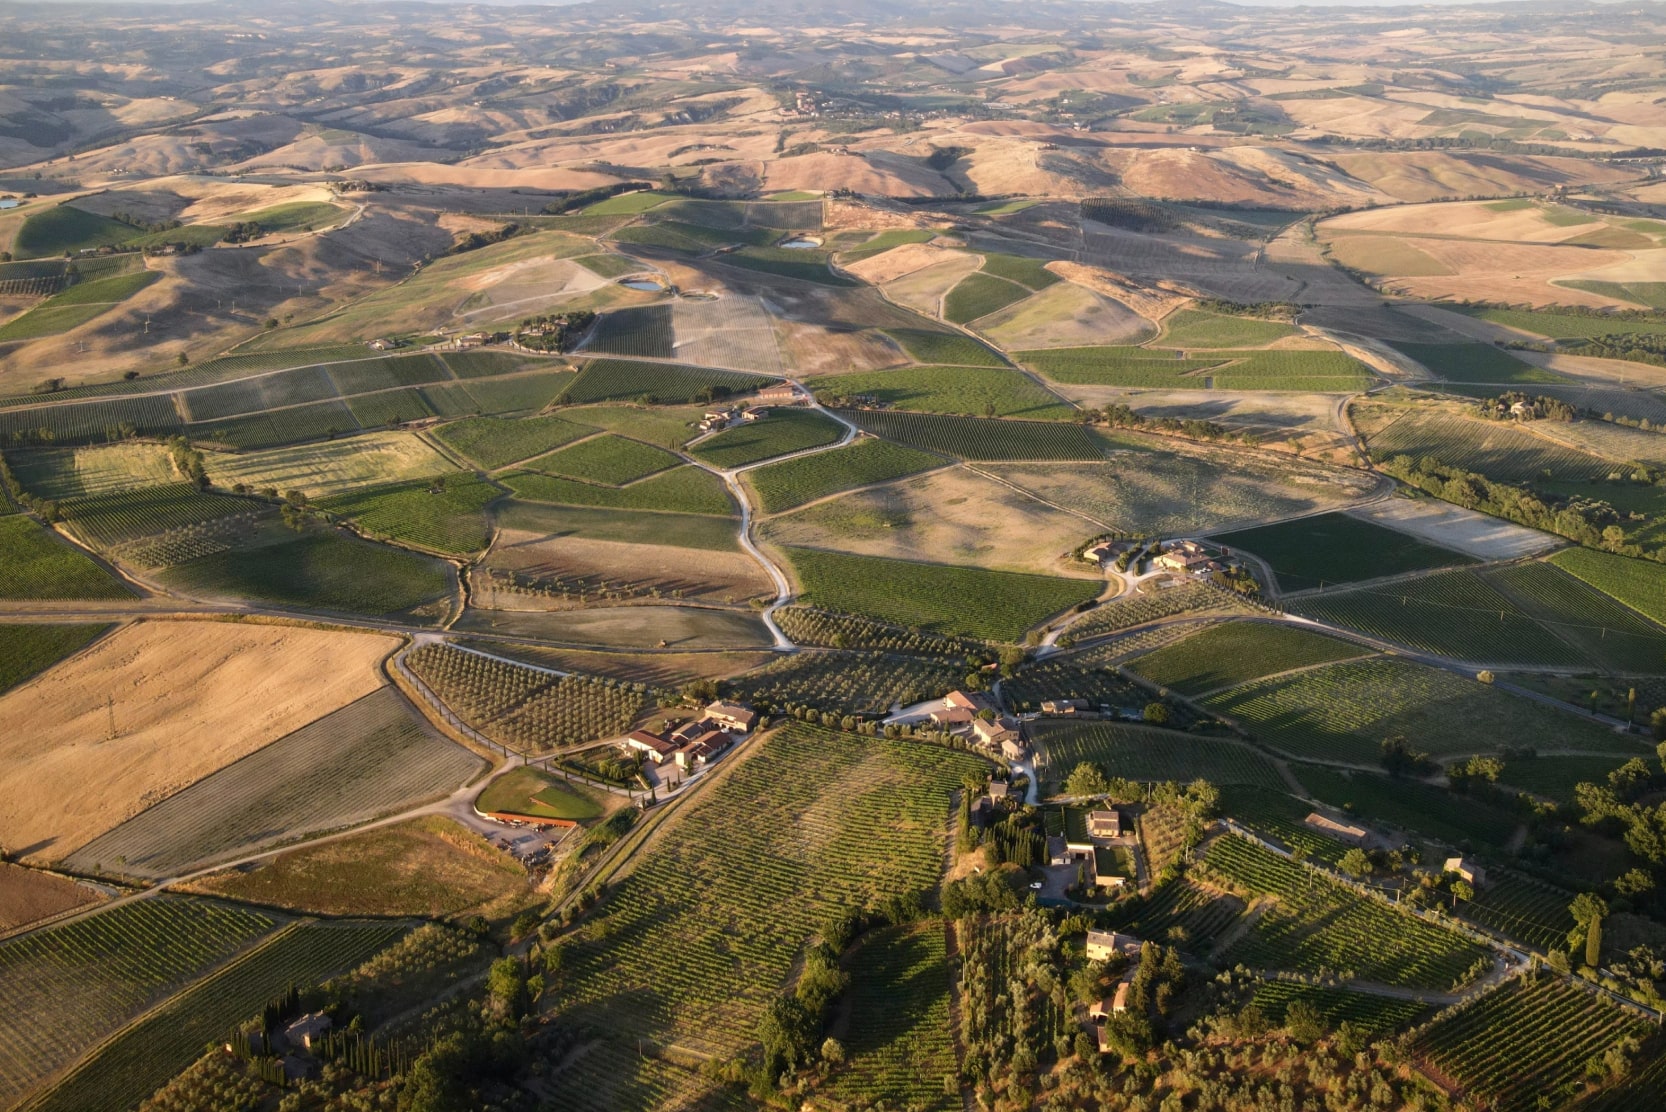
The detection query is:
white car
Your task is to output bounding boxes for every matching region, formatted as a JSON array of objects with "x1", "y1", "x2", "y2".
[{"x1": 1028, "y1": 881, "x2": 1043, "y2": 890}]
